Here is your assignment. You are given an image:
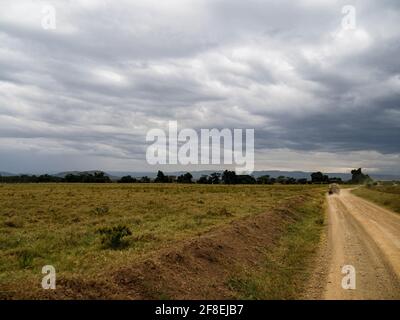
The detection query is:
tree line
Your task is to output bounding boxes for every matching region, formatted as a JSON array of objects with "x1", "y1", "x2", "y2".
[
  {"x1": 0, "y1": 172, "x2": 111, "y2": 183},
  {"x1": 118, "y1": 170, "x2": 347, "y2": 185},
  {"x1": 136, "y1": 170, "x2": 342, "y2": 184},
  {"x1": 0, "y1": 168, "x2": 371, "y2": 185}
]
